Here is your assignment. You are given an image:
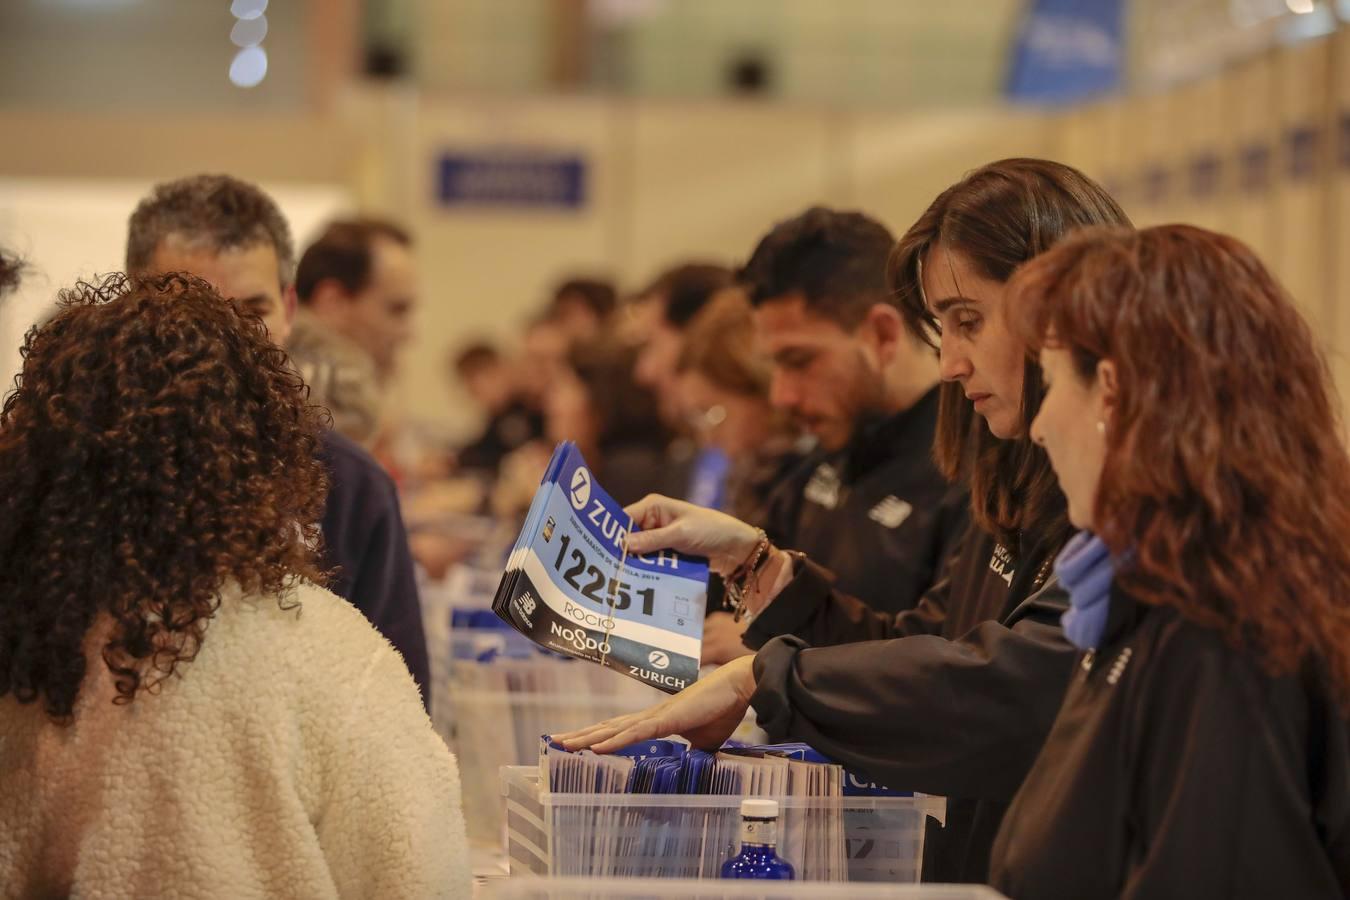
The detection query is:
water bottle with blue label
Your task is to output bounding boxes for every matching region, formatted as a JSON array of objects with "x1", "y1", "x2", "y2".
[{"x1": 720, "y1": 798, "x2": 795, "y2": 880}]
